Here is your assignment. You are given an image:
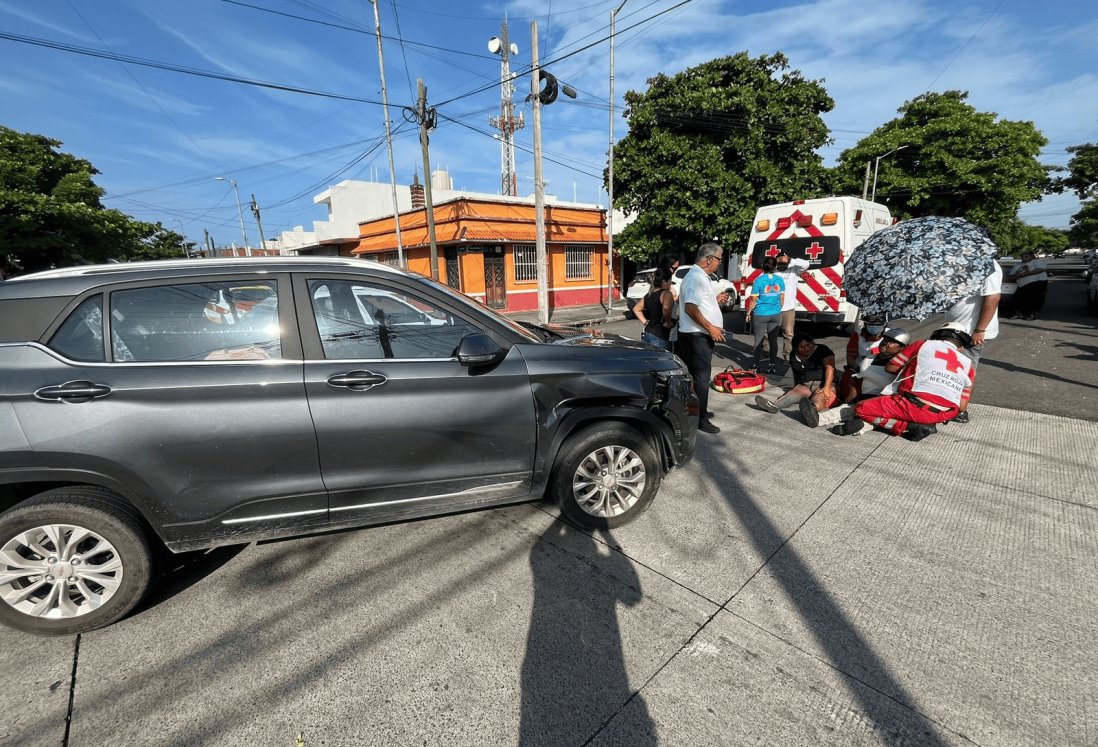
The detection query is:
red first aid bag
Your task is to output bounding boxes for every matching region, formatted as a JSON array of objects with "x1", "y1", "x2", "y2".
[{"x1": 711, "y1": 367, "x2": 766, "y2": 395}]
